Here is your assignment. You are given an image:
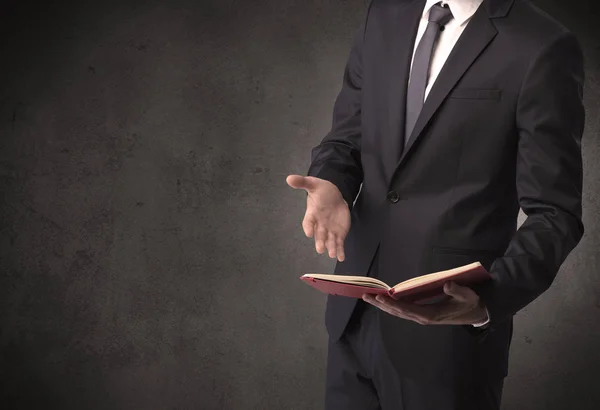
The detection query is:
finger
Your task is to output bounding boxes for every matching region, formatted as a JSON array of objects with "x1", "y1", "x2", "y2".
[
  {"x1": 454, "y1": 307, "x2": 491, "y2": 325},
  {"x1": 391, "y1": 305, "x2": 436, "y2": 325},
  {"x1": 302, "y1": 215, "x2": 316, "y2": 238},
  {"x1": 390, "y1": 299, "x2": 434, "y2": 315},
  {"x1": 428, "y1": 308, "x2": 464, "y2": 323},
  {"x1": 326, "y1": 232, "x2": 337, "y2": 259},
  {"x1": 364, "y1": 295, "x2": 397, "y2": 315},
  {"x1": 366, "y1": 295, "x2": 417, "y2": 321},
  {"x1": 336, "y1": 236, "x2": 345, "y2": 262},
  {"x1": 367, "y1": 295, "x2": 426, "y2": 324},
  {"x1": 314, "y1": 223, "x2": 327, "y2": 254},
  {"x1": 423, "y1": 312, "x2": 477, "y2": 325},
  {"x1": 384, "y1": 304, "x2": 426, "y2": 324},
  {"x1": 286, "y1": 175, "x2": 316, "y2": 192},
  {"x1": 389, "y1": 295, "x2": 472, "y2": 324},
  {"x1": 417, "y1": 302, "x2": 472, "y2": 324},
  {"x1": 443, "y1": 281, "x2": 472, "y2": 303},
  {"x1": 391, "y1": 299, "x2": 455, "y2": 324},
  {"x1": 363, "y1": 294, "x2": 386, "y2": 308},
  {"x1": 380, "y1": 299, "x2": 423, "y2": 321},
  {"x1": 362, "y1": 294, "x2": 375, "y2": 302}
]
